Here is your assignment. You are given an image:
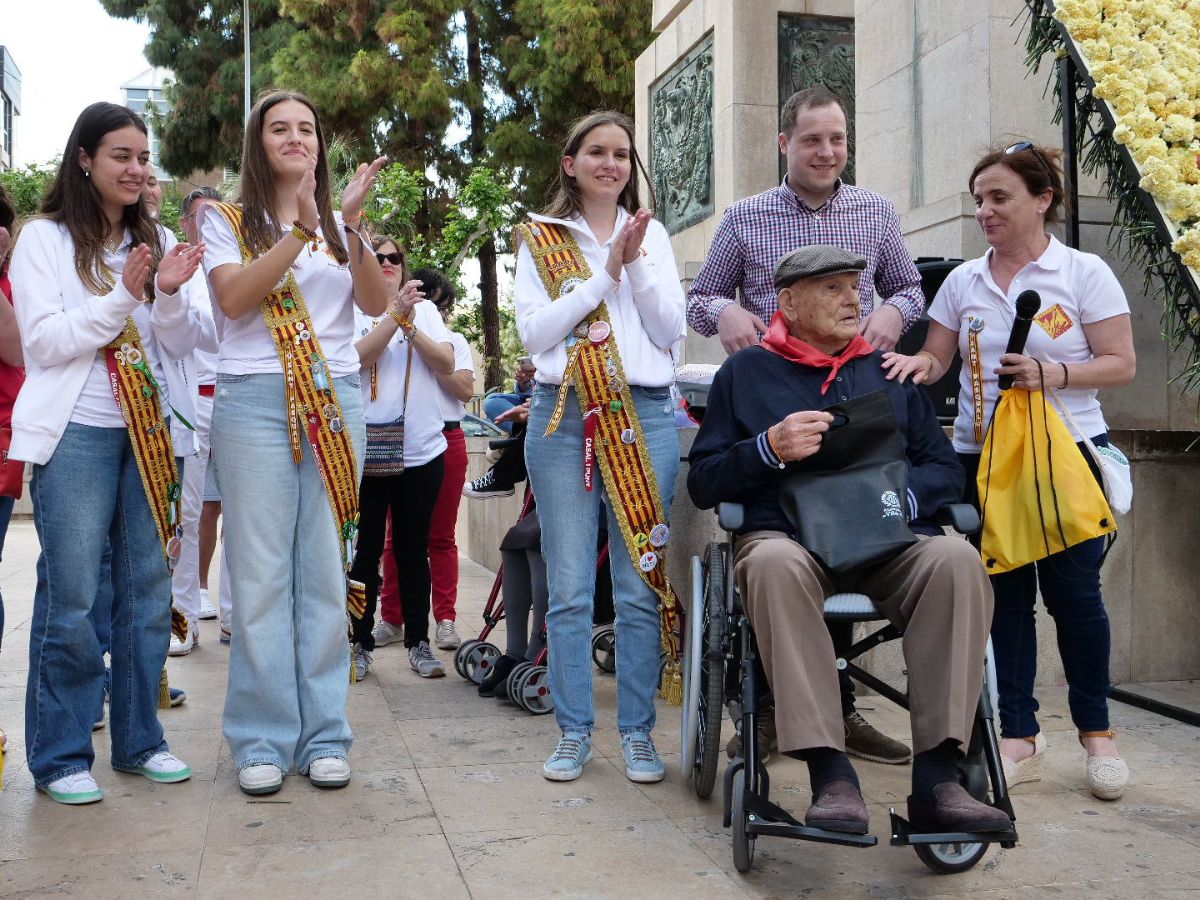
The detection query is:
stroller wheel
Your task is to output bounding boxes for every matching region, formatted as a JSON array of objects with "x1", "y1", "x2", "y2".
[
  {"x1": 454, "y1": 640, "x2": 480, "y2": 680},
  {"x1": 462, "y1": 642, "x2": 501, "y2": 685},
  {"x1": 514, "y1": 665, "x2": 555, "y2": 715},
  {"x1": 913, "y1": 839, "x2": 988, "y2": 874},
  {"x1": 591, "y1": 627, "x2": 616, "y2": 673},
  {"x1": 506, "y1": 661, "x2": 534, "y2": 704}
]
